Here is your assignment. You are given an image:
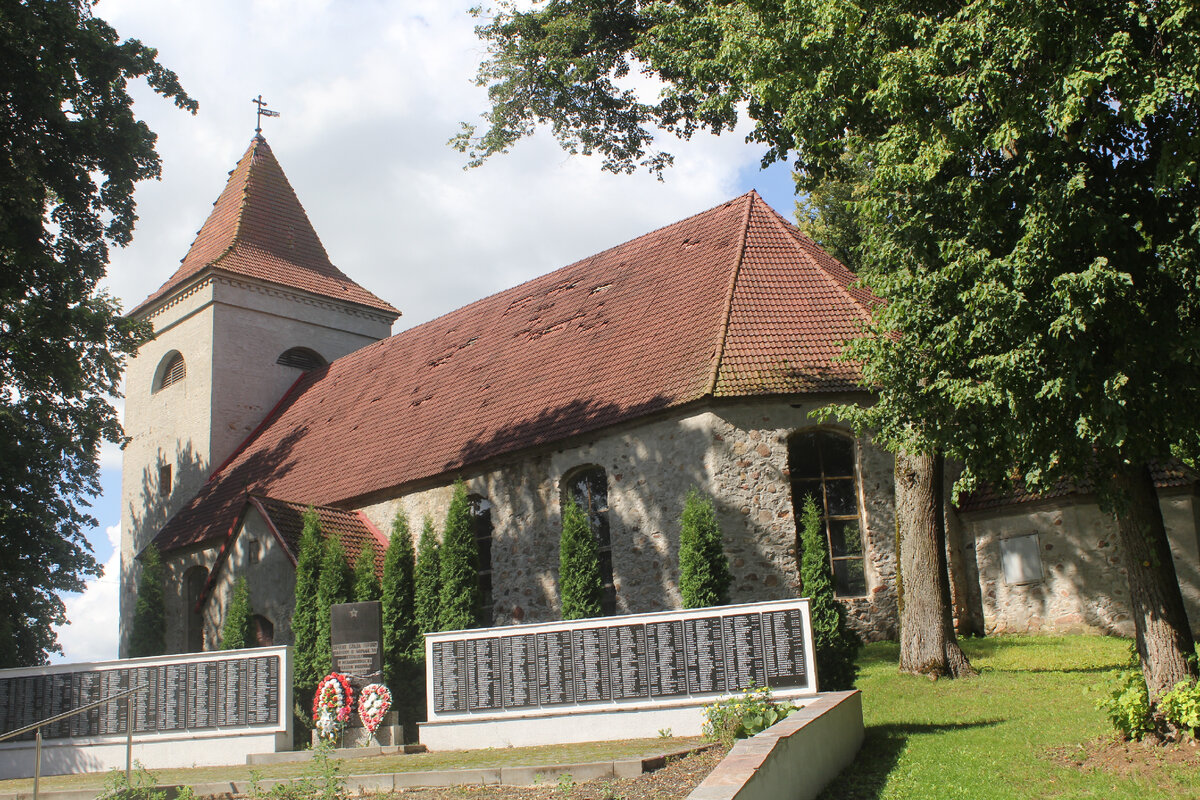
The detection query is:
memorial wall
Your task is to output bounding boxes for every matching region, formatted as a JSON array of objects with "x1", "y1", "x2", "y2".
[{"x1": 425, "y1": 599, "x2": 816, "y2": 722}]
